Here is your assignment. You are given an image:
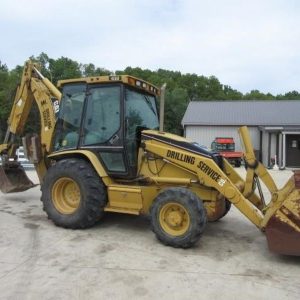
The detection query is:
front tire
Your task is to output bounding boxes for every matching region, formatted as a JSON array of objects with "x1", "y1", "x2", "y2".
[
  {"x1": 41, "y1": 158, "x2": 107, "y2": 229},
  {"x1": 150, "y1": 187, "x2": 207, "y2": 248}
]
